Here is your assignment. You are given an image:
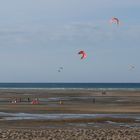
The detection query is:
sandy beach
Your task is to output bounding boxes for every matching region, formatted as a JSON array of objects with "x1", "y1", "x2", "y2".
[
  {"x1": 0, "y1": 89, "x2": 140, "y2": 139},
  {"x1": 0, "y1": 127, "x2": 139, "y2": 140},
  {"x1": 0, "y1": 89, "x2": 140, "y2": 114}
]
